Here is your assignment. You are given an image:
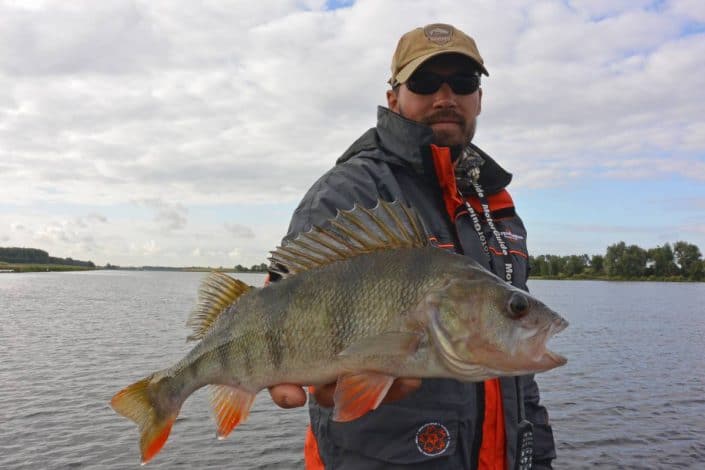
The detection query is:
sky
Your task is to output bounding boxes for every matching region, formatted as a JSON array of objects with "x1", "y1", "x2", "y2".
[{"x1": 1, "y1": 0, "x2": 704, "y2": 268}]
